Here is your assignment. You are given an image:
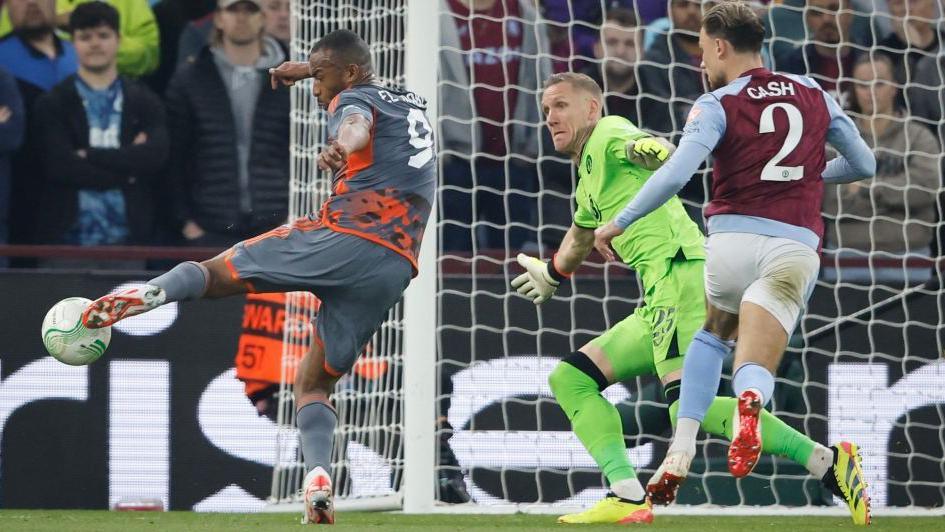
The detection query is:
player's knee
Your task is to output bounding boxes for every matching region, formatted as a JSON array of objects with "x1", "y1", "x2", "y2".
[{"x1": 550, "y1": 351, "x2": 608, "y2": 397}]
